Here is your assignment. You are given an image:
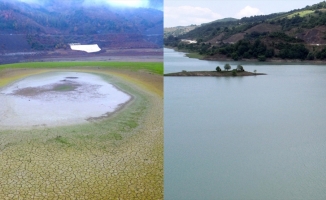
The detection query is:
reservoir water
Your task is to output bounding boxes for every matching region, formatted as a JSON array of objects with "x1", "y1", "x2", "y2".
[{"x1": 164, "y1": 48, "x2": 326, "y2": 200}]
